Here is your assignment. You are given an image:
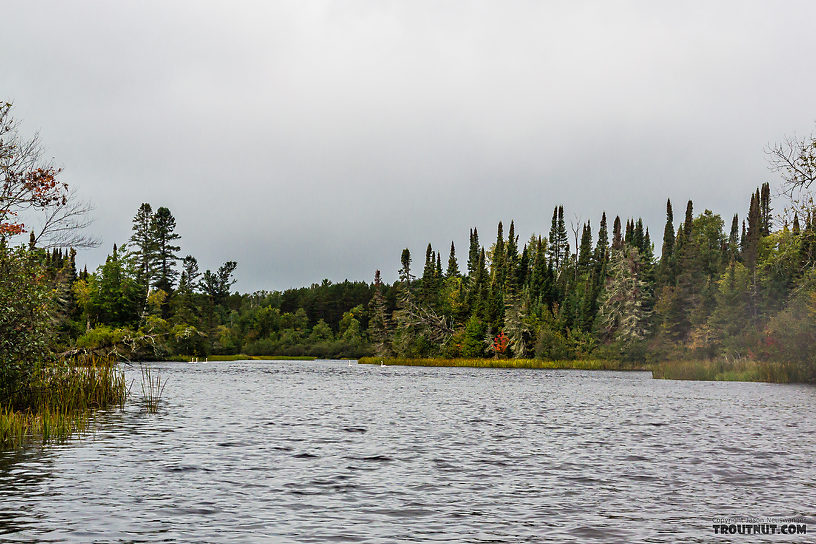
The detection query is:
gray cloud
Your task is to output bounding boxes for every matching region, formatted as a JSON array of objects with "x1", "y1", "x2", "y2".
[{"x1": 2, "y1": 1, "x2": 815, "y2": 291}]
